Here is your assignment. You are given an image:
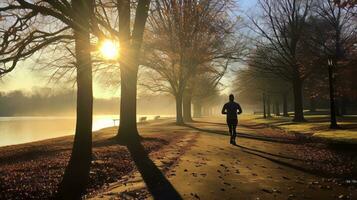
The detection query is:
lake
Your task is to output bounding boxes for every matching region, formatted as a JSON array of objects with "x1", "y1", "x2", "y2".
[{"x1": 0, "y1": 115, "x2": 165, "y2": 147}]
